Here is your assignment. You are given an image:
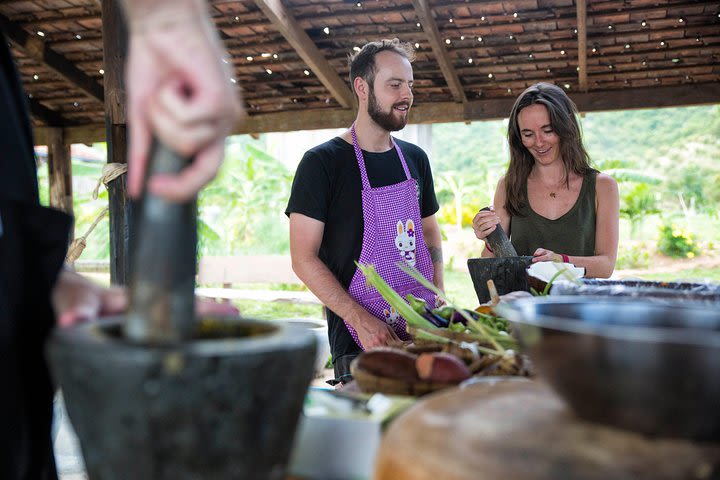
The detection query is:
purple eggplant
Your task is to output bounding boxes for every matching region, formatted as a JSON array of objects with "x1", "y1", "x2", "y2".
[{"x1": 423, "y1": 305, "x2": 449, "y2": 327}]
